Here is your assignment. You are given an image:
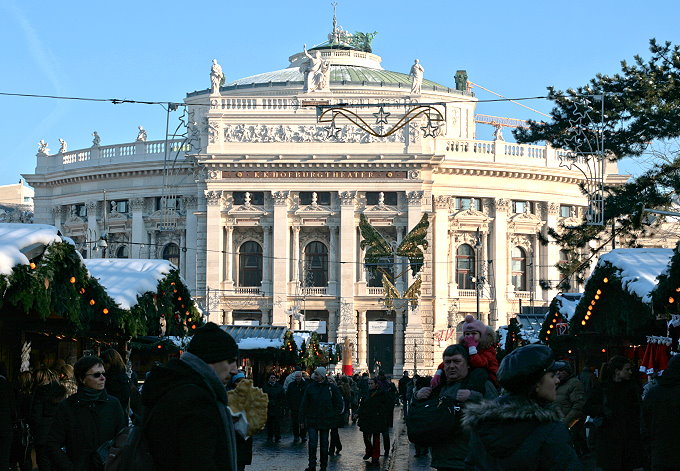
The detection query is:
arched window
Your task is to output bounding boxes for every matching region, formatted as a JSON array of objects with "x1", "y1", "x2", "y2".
[
  {"x1": 116, "y1": 245, "x2": 129, "y2": 259},
  {"x1": 162, "y1": 243, "x2": 180, "y2": 270},
  {"x1": 456, "y1": 244, "x2": 475, "y2": 290},
  {"x1": 511, "y1": 246, "x2": 527, "y2": 291},
  {"x1": 239, "y1": 241, "x2": 263, "y2": 287},
  {"x1": 304, "y1": 241, "x2": 328, "y2": 287}
]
